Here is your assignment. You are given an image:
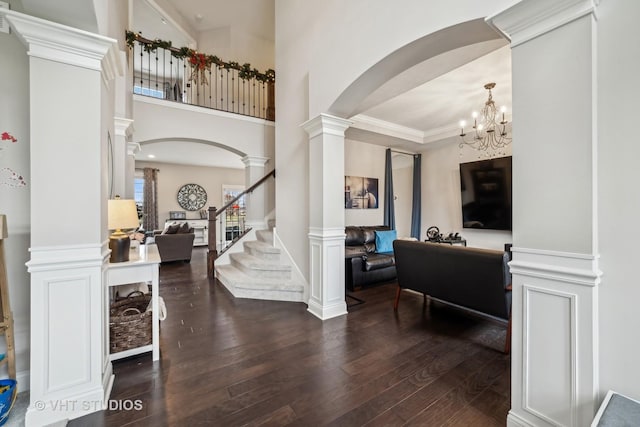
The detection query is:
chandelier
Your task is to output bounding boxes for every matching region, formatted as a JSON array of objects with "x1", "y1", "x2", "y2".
[{"x1": 458, "y1": 82, "x2": 511, "y2": 156}]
